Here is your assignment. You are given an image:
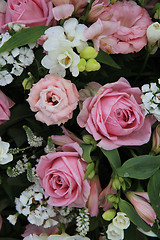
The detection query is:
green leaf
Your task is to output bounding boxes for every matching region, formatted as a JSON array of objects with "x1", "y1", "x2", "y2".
[
  {"x1": 96, "y1": 49, "x2": 121, "y2": 69},
  {"x1": 0, "y1": 26, "x2": 48, "y2": 53},
  {"x1": 119, "y1": 198, "x2": 151, "y2": 232},
  {"x1": 101, "y1": 148, "x2": 121, "y2": 170},
  {"x1": 80, "y1": 144, "x2": 93, "y2": 163},
  {"x1": 148, "y1": 169, "x2": 160, "y2": 219},
  {"x1": 117, "y1": 155, "x2": 160, "y2": 179},
  {"x1": 84, "y1": 162, "x2": 95, "y2": 180}
]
